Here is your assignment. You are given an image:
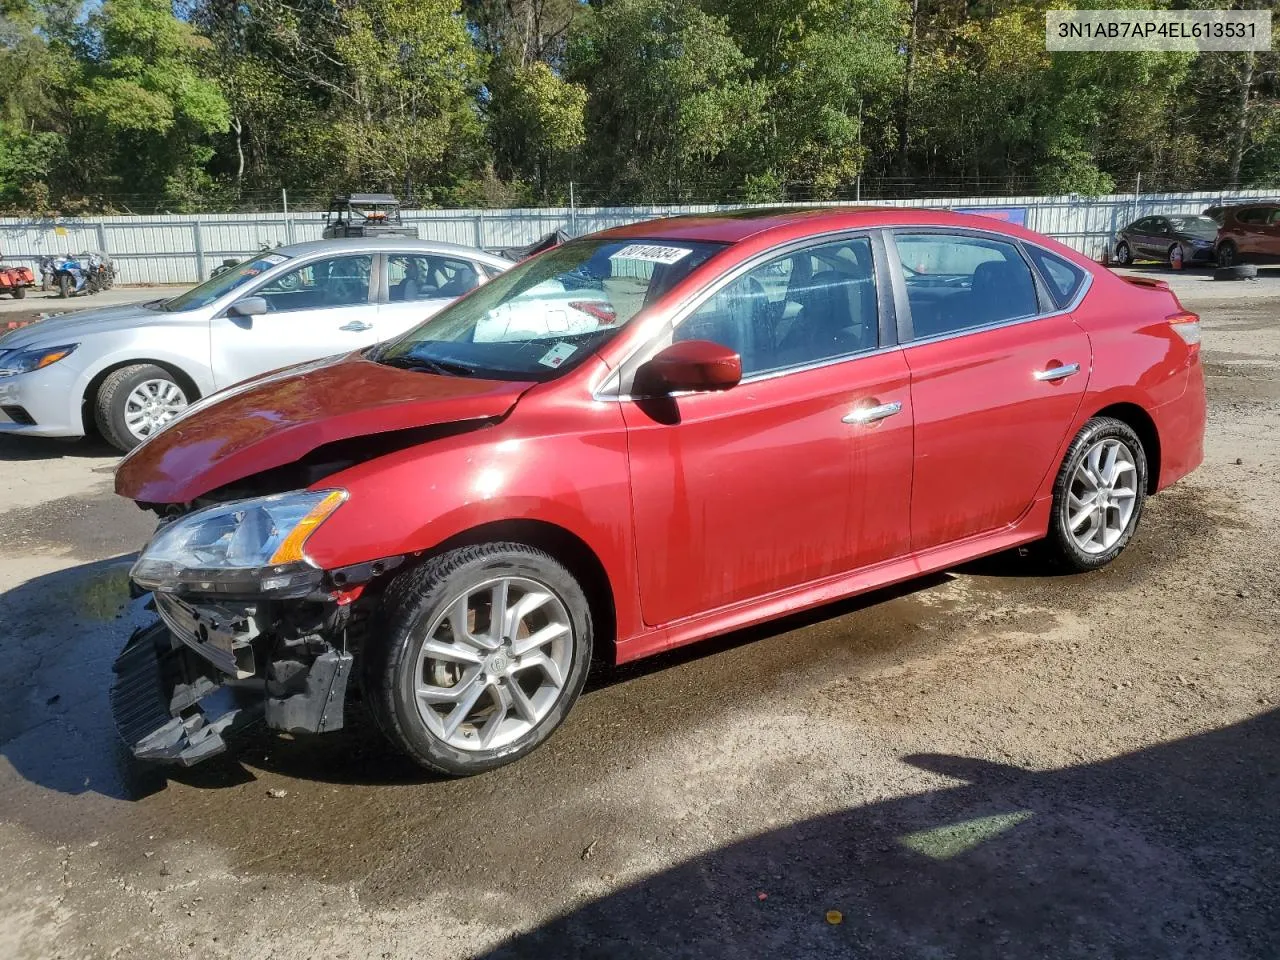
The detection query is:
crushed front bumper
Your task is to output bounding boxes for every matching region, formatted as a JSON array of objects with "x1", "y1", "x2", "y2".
[{"x1": 111, "y1": 597, "x2": 354, "y2": 766}]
